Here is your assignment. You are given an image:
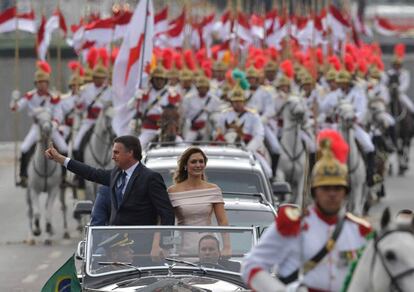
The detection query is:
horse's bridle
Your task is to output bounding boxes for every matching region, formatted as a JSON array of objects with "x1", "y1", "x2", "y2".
[{"x1": 371, "y1": 229, "x2": 414, "y2": 292}]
